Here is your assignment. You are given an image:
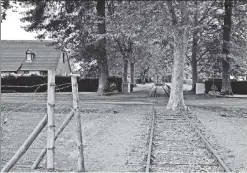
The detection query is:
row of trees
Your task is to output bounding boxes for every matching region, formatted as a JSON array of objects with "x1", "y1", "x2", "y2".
[{"x1": 1, "y1": 0, "x2": 247, "y2": 111}]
